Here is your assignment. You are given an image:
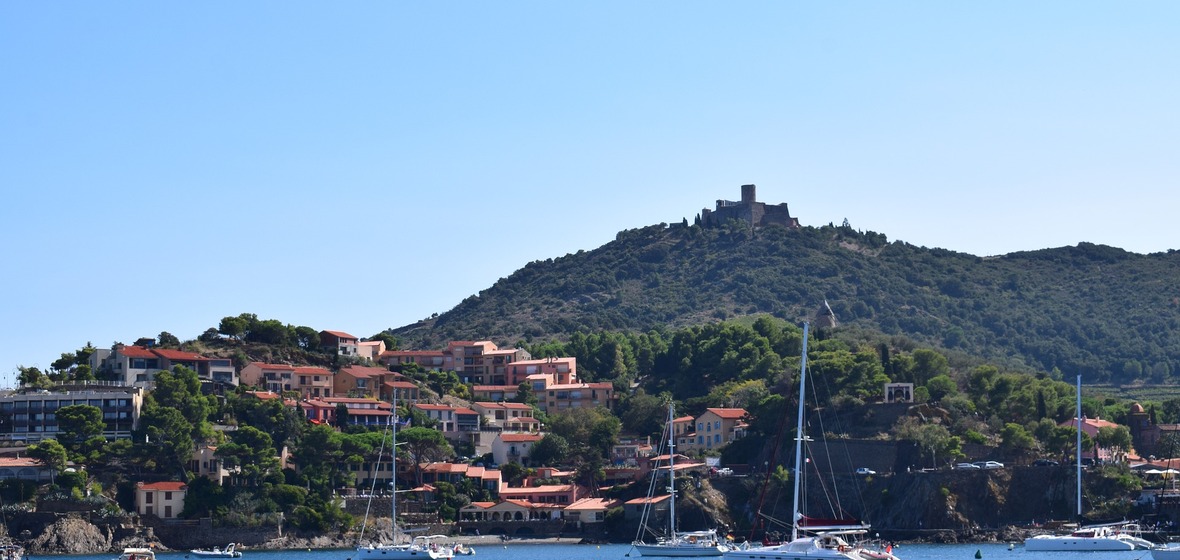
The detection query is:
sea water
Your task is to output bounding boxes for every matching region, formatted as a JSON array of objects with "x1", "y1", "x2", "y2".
[{"x1": 23, "y1": 543, "x2": 1162, "y2": 560}]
